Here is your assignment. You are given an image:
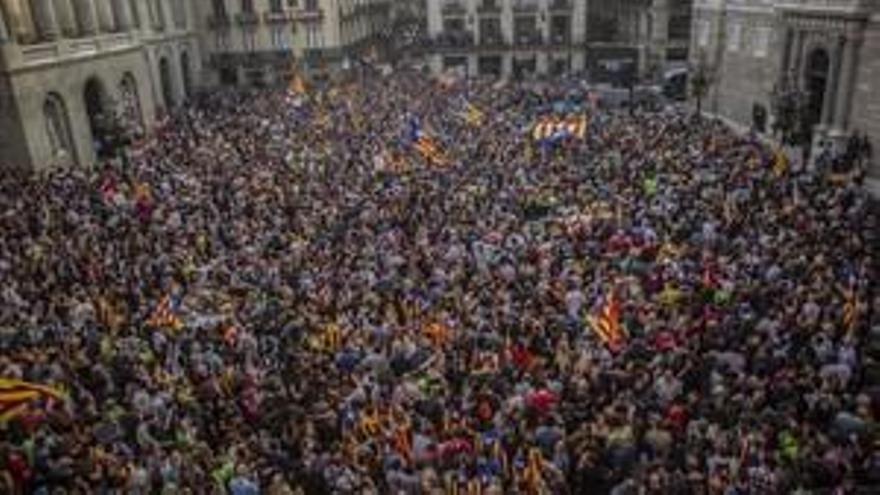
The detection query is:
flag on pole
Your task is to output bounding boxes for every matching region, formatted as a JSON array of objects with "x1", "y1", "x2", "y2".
[
  {"x1": 0, "y1": 378, "x2": 67, "y2": 423},
  {"x1": 532, "y1": 114, "x2": 588, "y2": 142},
  {"x1": 147, "y1": 294, "x2": 184, "y2": 332},
  {"x1": 586, "y1": 291, "x2": 626, "y2": 352},
  {"x1": 772, "y1": 147, "x2": 789, "y2": 176},
  {"x1": 843, "y1": 286, "x2": 858, "y2": 334},
  {"x1": 289, "y1": 73, "x2": 307, "y2": 95},
  {"x1": 414, "y1": 135, "x2": 447, "y2": 165},
  {"x1": 459, "y1": 103, "x2": 485, "y2": 127},
  {"x1": 423, "y1": 321, "x2": 452, "y2": 348},
  {"x1": 406, "y1": 116, "x2": 448, "y2": 166}
]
